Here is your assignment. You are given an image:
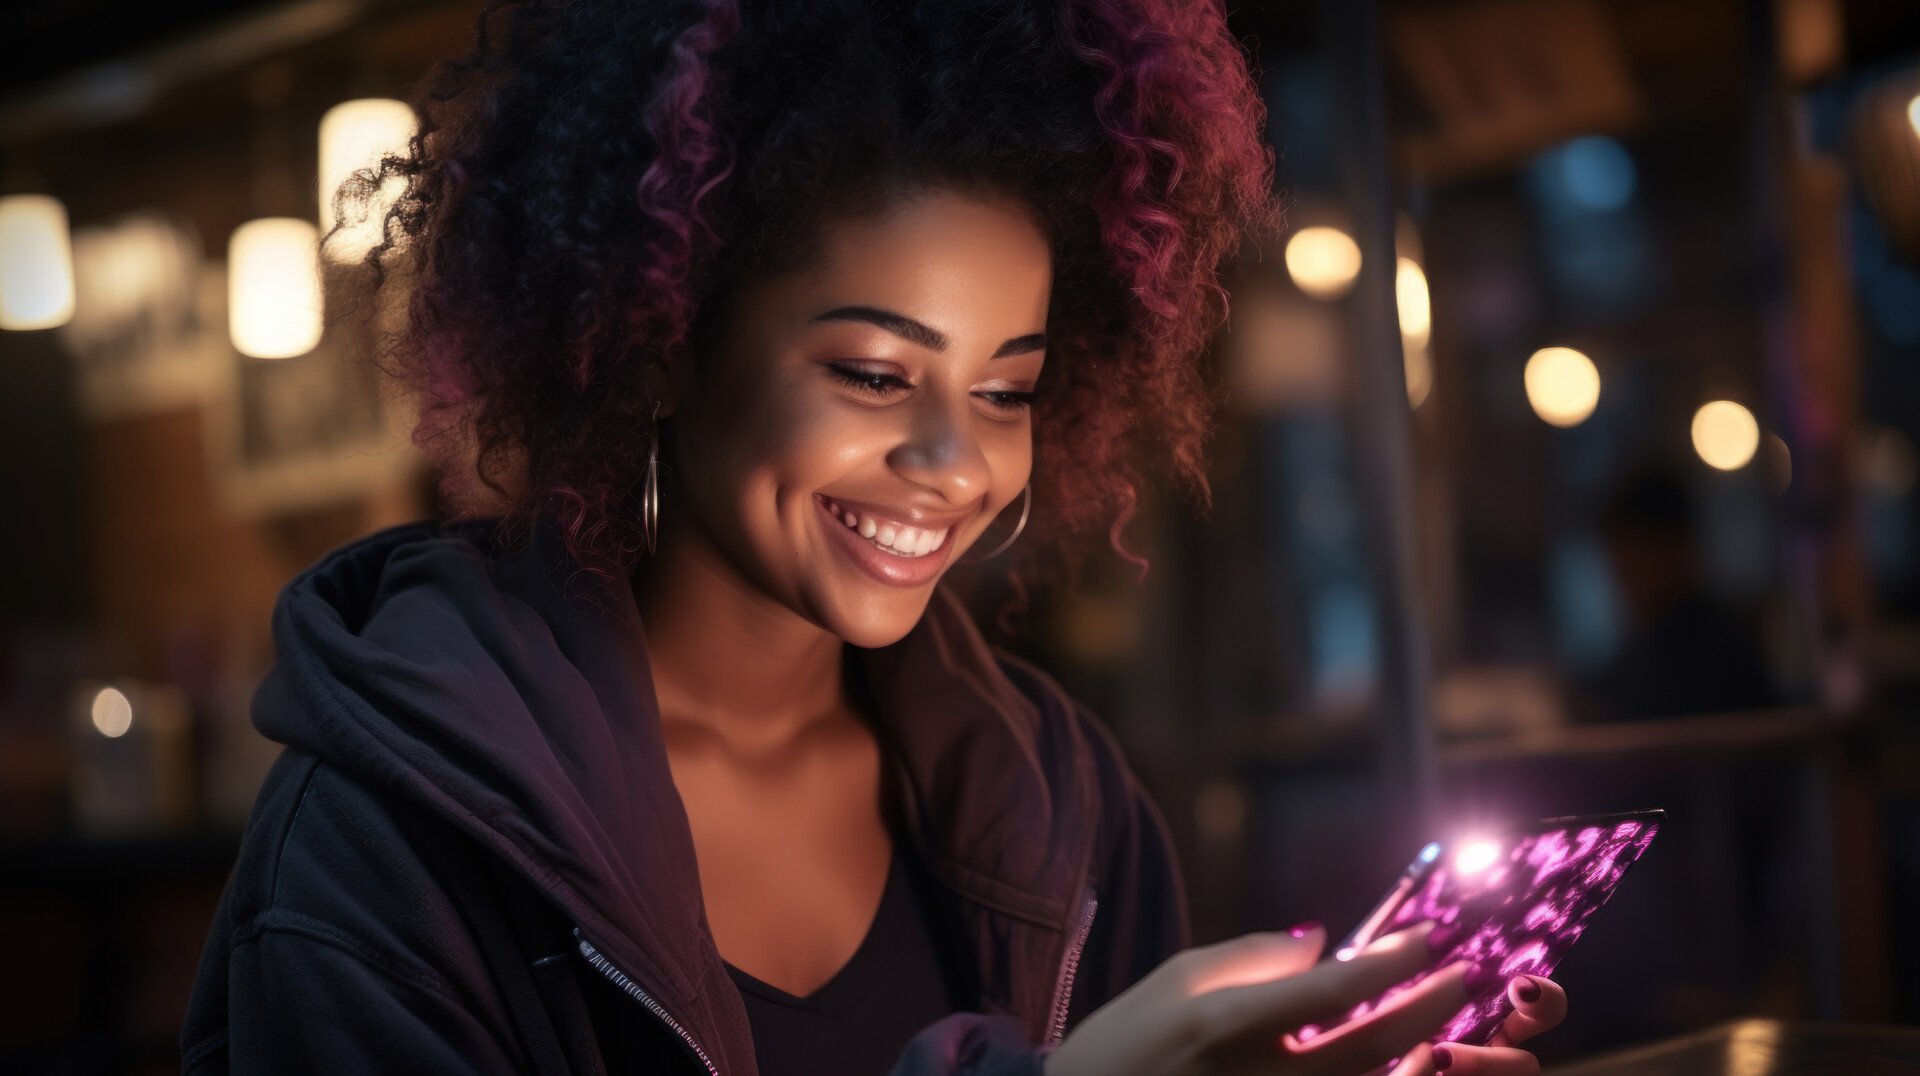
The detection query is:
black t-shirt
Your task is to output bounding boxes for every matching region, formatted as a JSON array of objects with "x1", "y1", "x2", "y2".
[{"x1": 723, "y1": 845, "x2": 967, "y2": 1075}]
